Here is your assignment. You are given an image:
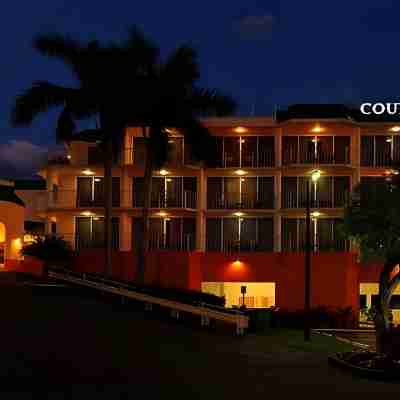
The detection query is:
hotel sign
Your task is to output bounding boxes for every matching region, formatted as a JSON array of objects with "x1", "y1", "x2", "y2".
[{"x1": 360, "y1": 103, "x2": 400, "y2": 115}]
